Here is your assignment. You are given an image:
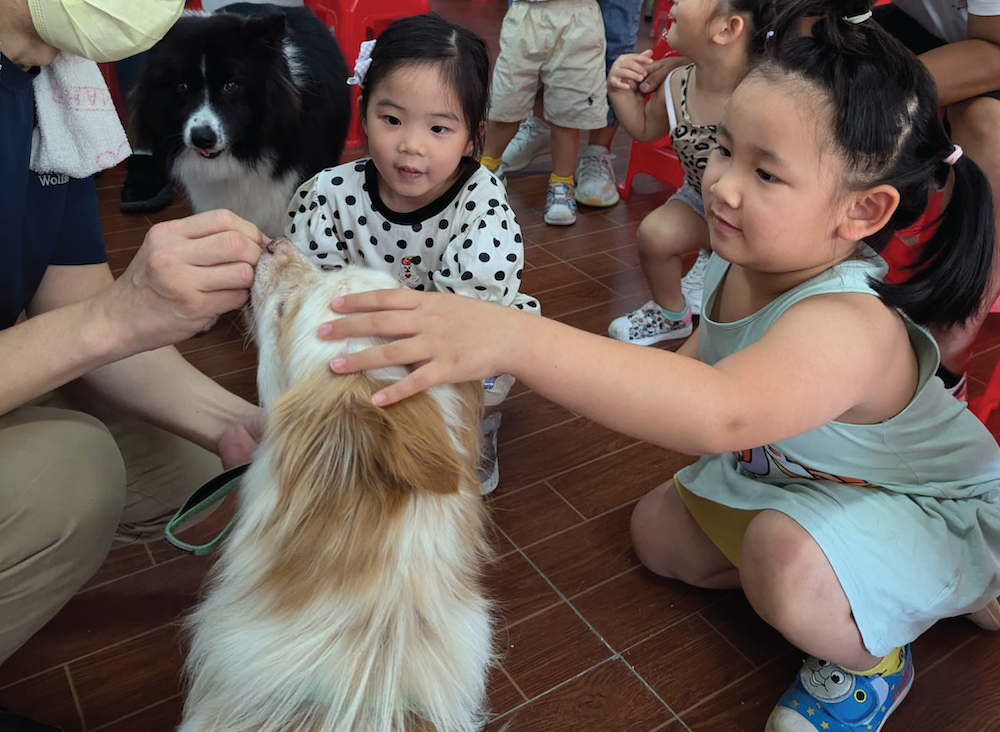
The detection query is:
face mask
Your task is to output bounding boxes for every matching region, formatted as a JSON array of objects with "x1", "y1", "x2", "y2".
[{"x1": 27, "y1": 0, "x2": 184, "y2": 63}]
